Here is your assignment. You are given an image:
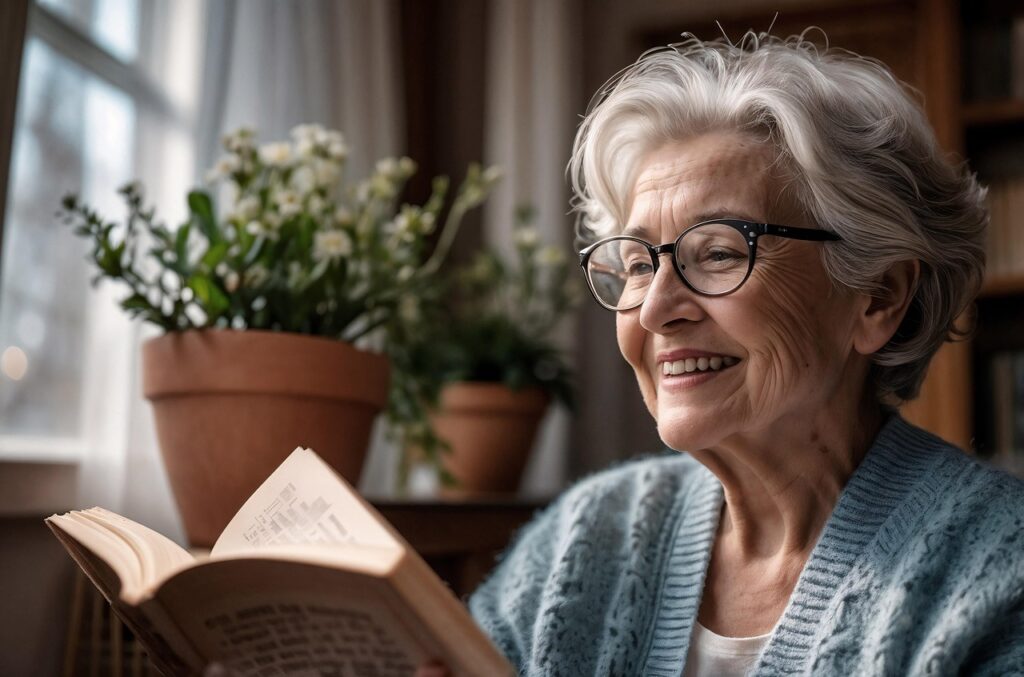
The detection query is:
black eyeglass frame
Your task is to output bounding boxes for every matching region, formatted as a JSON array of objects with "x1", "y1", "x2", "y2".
[{"x1": 577, "y1": 219, "x2": 842, "y2": 311}]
